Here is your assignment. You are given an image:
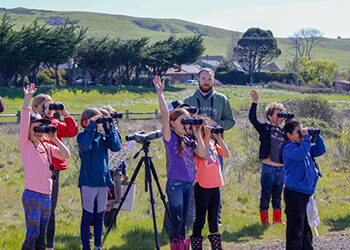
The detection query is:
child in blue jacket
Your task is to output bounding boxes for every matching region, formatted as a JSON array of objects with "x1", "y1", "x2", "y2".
[
  {"x1": 77, "y1": 108, "x2": 121, "y2": 250},
  {"x1": 281, "y1": 120, "x2": 326, "y2": 250}
]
